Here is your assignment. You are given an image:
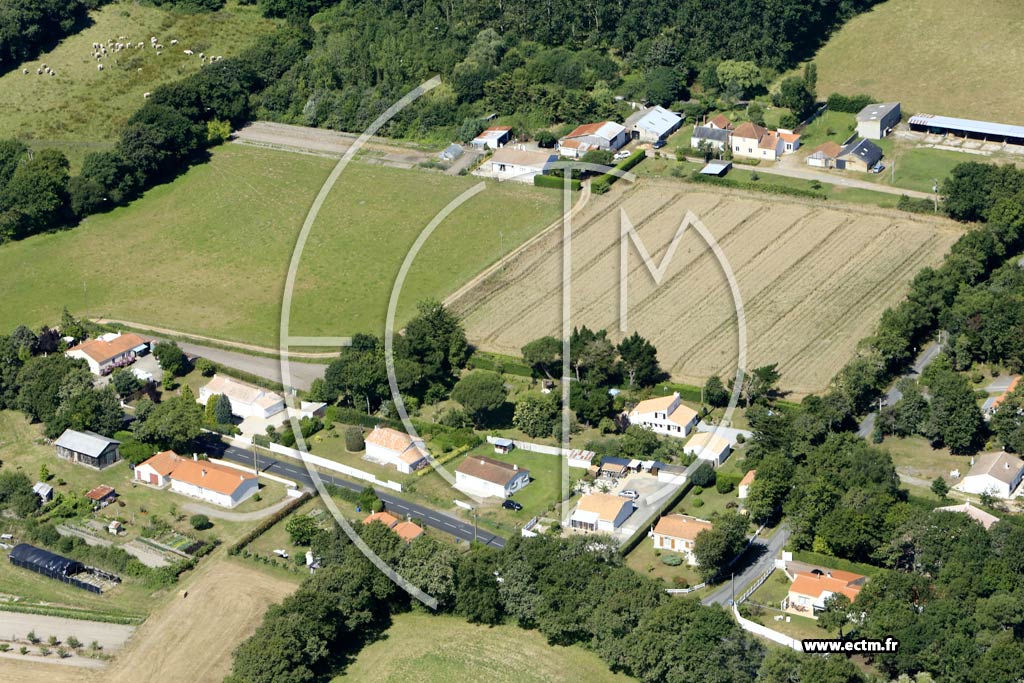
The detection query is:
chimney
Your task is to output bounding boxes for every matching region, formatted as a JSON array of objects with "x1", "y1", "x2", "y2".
[
  {"x1": 513, "y1": 464, "x2": 519, "y2": 471},
  {"x1": 193, "y1": 453, "x2": 198, "y2": 461},
  {"x1": 201, "y1": 469, "x2": 207, "y2": 478}
]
